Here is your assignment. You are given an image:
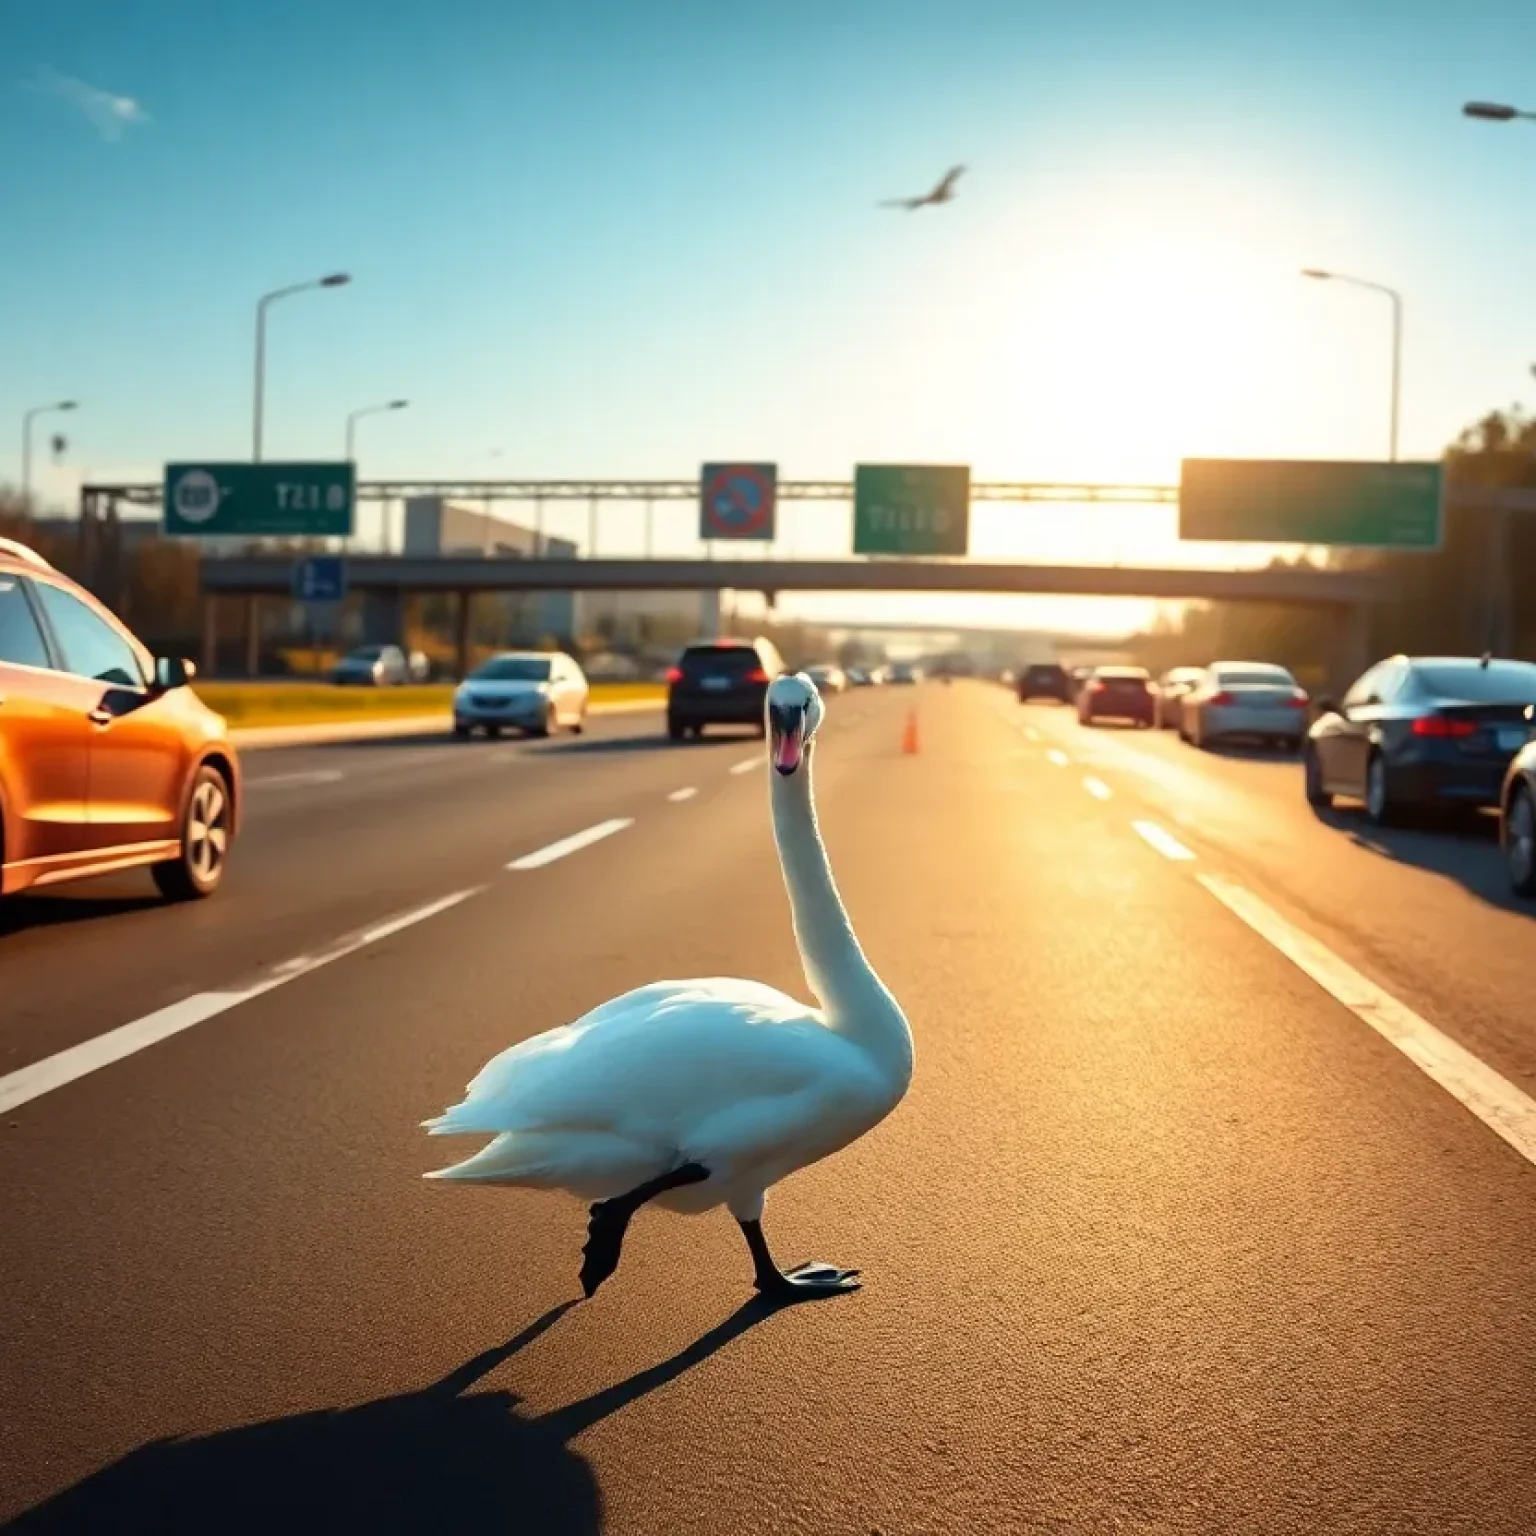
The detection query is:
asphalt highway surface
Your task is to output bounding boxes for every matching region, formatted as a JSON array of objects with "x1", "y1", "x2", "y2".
[{"x1": 4, "y1": 682, "x2": 1536, "y2": 1534}]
